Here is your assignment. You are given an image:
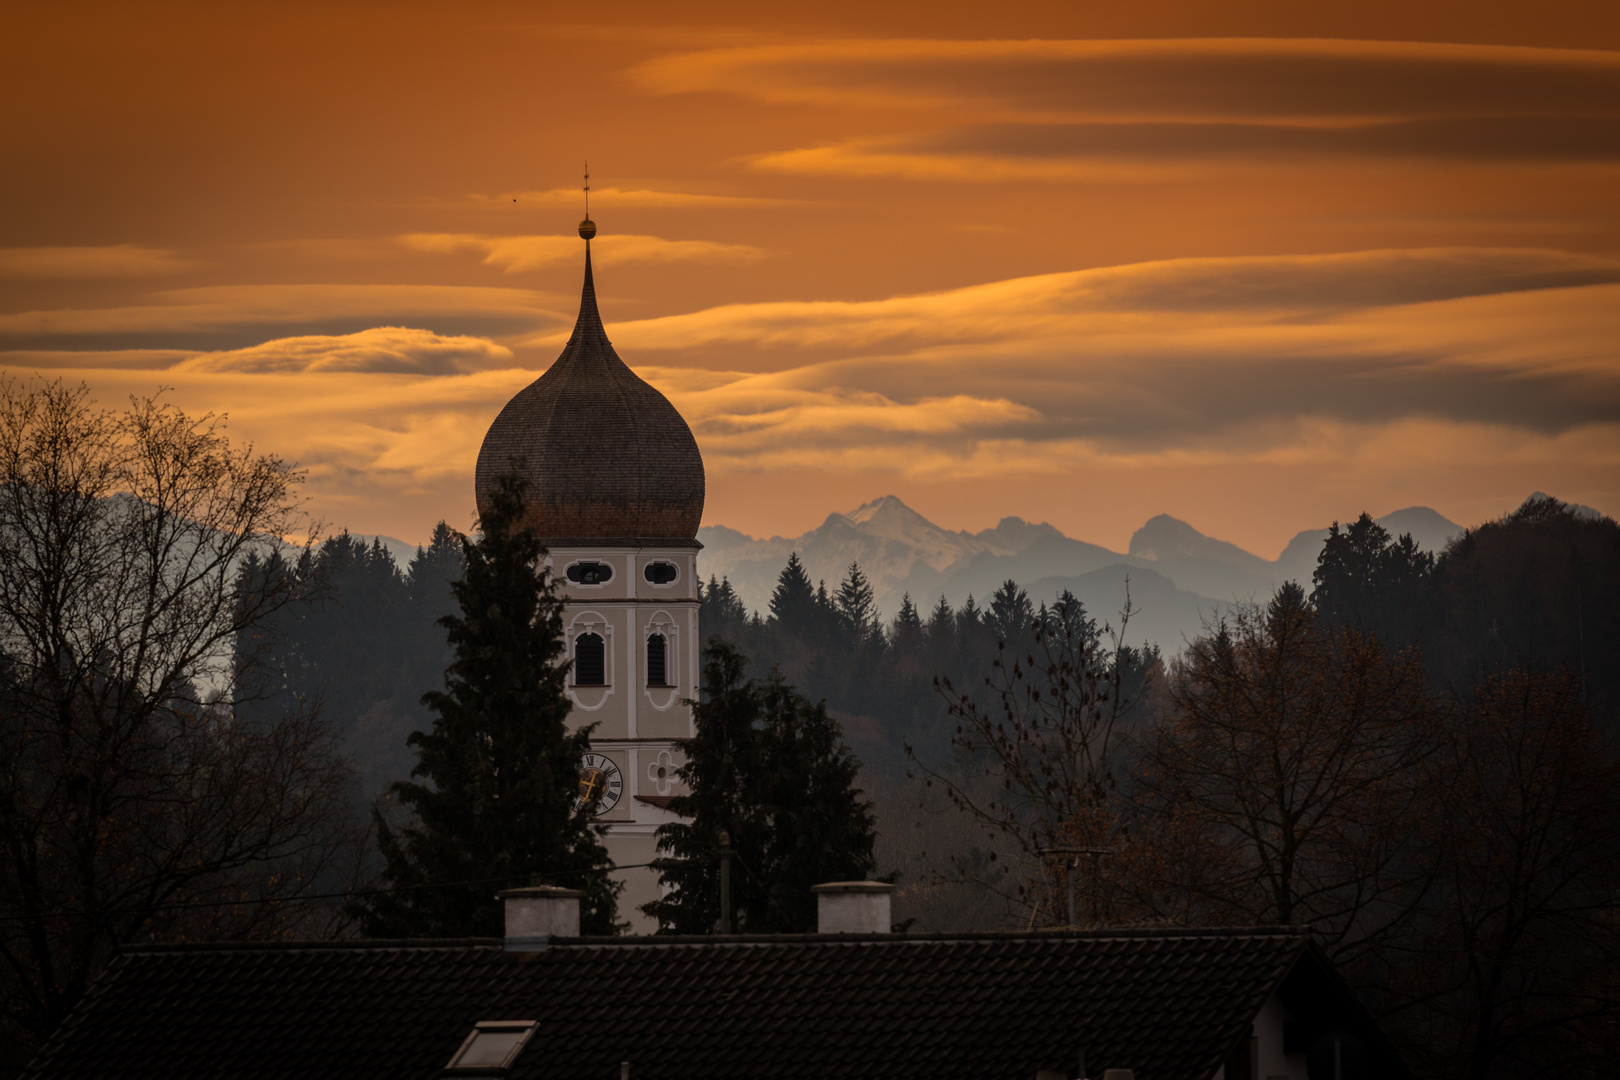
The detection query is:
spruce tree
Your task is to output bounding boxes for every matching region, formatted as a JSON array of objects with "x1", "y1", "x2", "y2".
[
  {"x1": 835, "y1": 561, "x2": 881, "y2": 649},
  {"x1": 403, "y1": 520, "x2": 463, "y2": 700},
  {"x1": 645, "y1": 640, "x2": 876, "y2": 933},
  {"x1": 699, "y1": 574, "x2": 749, "y2": 643},
  {"x1": 987, "y1": 579, "x2": 1035, "y2": 646},
  {"x1": 356, "y1": 473, "x2": 618, "y2": 936},
  {"x1": 891, "y1": 593, "x2": 923, "y2": 650},
  {"x1": 925, "y1": 594, "x2": 955, "y2": 657},
  {"x1": 768, "y1": 552, "x2": 816, "y2": 627},
  {"x1": 1311, "y1": 513, "x2": 1434, "y2": 646}
]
